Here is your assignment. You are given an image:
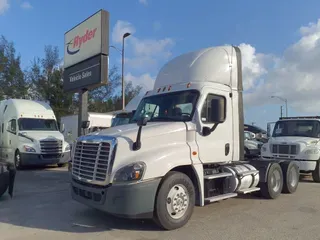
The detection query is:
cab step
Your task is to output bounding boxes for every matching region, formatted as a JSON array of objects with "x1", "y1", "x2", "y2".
[
  {"x1": 204, "y1": 193, "x2": 238, "y2": 203},
  {"x1": 204, "y1": 172, "x2": 233, "y2": 180},
  {"x1": 237, "y1": 187, "x2": 260, "y2": 194}
]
